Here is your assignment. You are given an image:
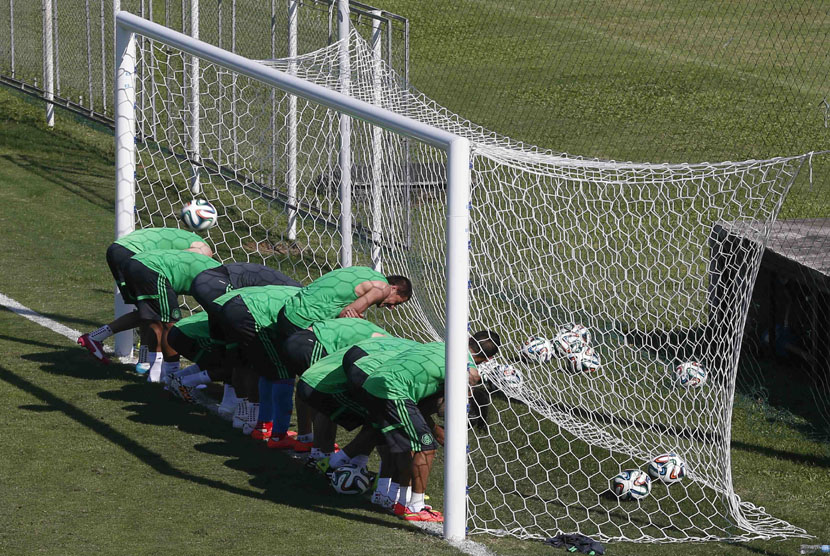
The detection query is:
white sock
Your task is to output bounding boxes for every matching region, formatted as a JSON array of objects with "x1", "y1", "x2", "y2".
[
  {"x1": 89, "y1": 325, "x2": 113, "y2": 342},
  {"x1": 329, "y1": 450, "x2": 350, "y2": 469},
  {"x1": 220, "y1": 385, "x2": 238, "y2": 407},
  {"x1": 388, "y1": 482, "x2": 400, "y2": 503},
  {"x1": 296, "y1": 433, "x2": 313, "y2": 443},
  {"x1": 182, "y1": 370, "x2": 211, "y2": 388},
  {"x1": 350, "y1": 454, "x2": 369, "y2": 470},
  {"x1": 161, "y1": 361, "x2": 179, "y2": 381},
  {"x1": 375, "y1": 477, "x2": 391, "y2": 497},
  {"x1": 176, "y1": 364, "x2": 202, "y2": 378},
  {"x1": 310, "y1": 448, "x2": 324, "y2": 460},
  {"x1": 408, "y1": 492, "x2": 426, "y2": 512},
  {"x1": 147, "y1": 357, "x2": 163, "y2": 383},
  {"x1": 396, "y1": 486, "x2": 410, "y2": 507}
]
